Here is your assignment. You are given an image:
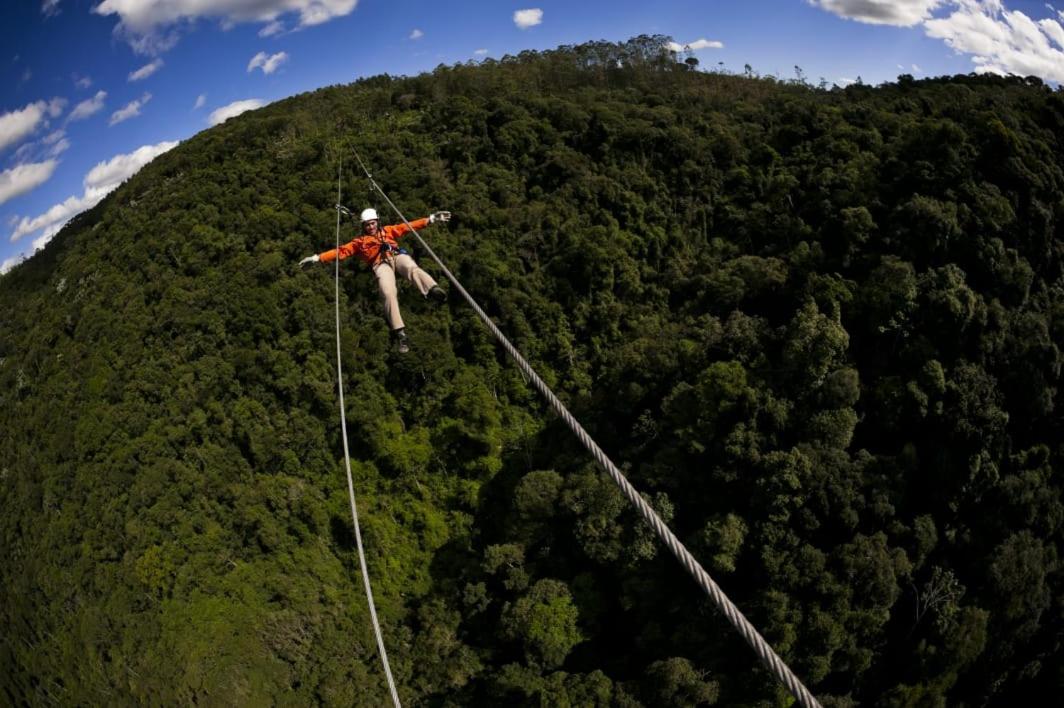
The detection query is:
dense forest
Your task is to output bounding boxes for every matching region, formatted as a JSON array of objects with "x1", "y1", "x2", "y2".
[{"x1": 2, "y1": 36, "x2": 1063, "y2": 706}]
